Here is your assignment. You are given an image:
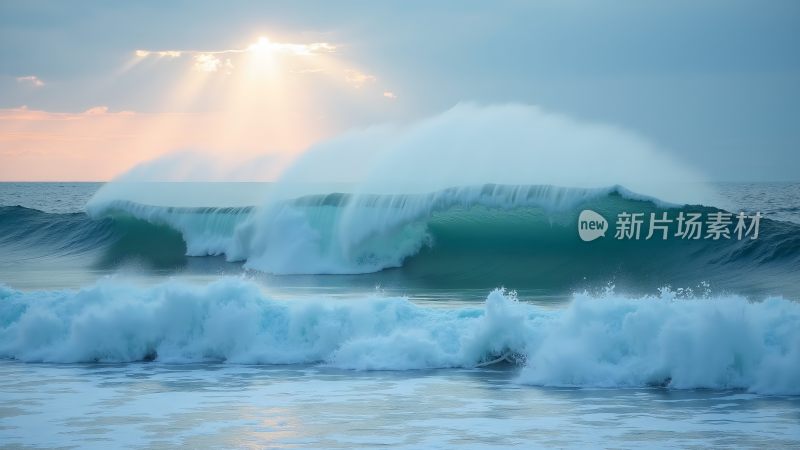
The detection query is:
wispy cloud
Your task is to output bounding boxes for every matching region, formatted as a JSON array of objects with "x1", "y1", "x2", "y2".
[
  {"x1": 383, "y1": 91, "x2": 397, "y2": 100},
  {"x1": 130, "y1": 36, "x2": 340, "y2": 79},
  {"x1": 135, "y1": 36, "x2": 336, "y2": 62},
  {"x1": 128, "y1": 35, "x2": 386, "y2": 98},
  {"x1": 16, "y1": 75, "x2": 44, "y2": 87},
  {"x1": 84, "y1": 106, "x2": 111, "y2": 115},
  {"x1": 345, "y1": 70, "x2": 376, "y2": 88},
  {"x1": 135, "y1": 50, "x2": 181, "y2": 58},
  {"x1": 193, "y1": 54, "x2": 234, "y2": 73},
  {"x1": 247, "y1": 37, "x2": 336, "y2": 56}
]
